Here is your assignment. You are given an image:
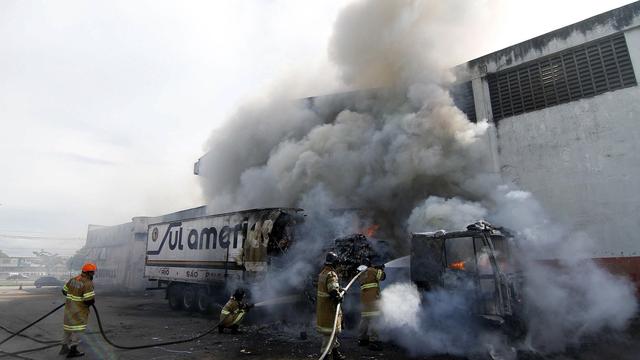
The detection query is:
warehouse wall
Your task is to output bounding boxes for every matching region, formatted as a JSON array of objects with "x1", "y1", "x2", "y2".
[
  {"x1": 461, "y1": 0, "x2": 640, "y2": 265},
  {"x1": 496, "y1": 84, "x2": 640, "y2": 257}
]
